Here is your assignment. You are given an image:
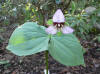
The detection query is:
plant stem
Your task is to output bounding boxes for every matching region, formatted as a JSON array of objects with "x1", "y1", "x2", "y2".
[{"x1": 45, "y1": 51, "x2": 48, "y2": 74}]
